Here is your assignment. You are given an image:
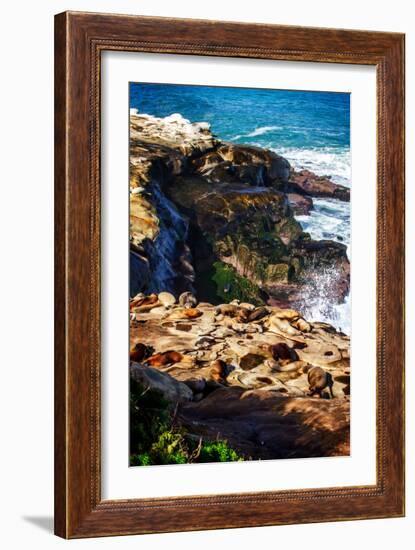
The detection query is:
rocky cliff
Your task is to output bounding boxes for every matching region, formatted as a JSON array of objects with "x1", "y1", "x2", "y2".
[{"x1": 129, "y1": 110, "x2": 350, "y2": 311}]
